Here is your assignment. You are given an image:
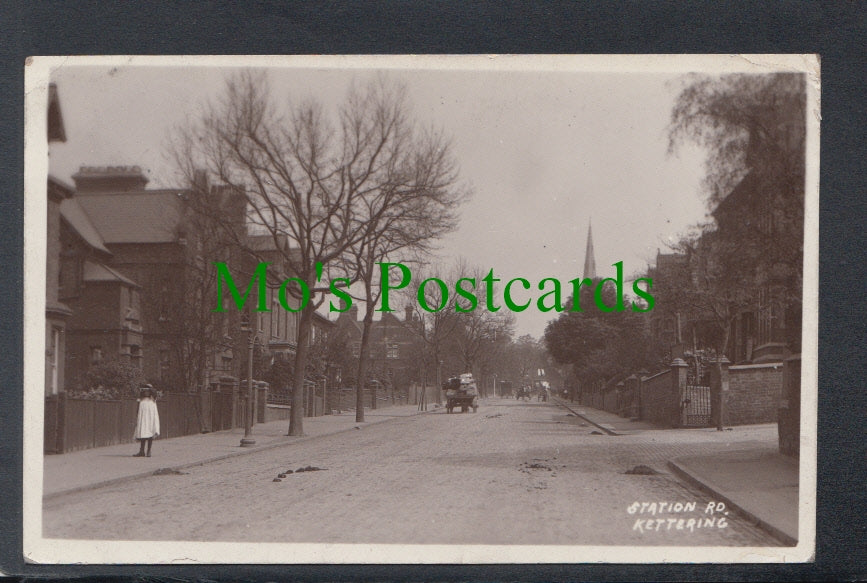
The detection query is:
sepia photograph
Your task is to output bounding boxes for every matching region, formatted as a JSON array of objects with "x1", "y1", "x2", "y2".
[{"x1": 22, "y1": 54, "x2": 818, "y2": 564}]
